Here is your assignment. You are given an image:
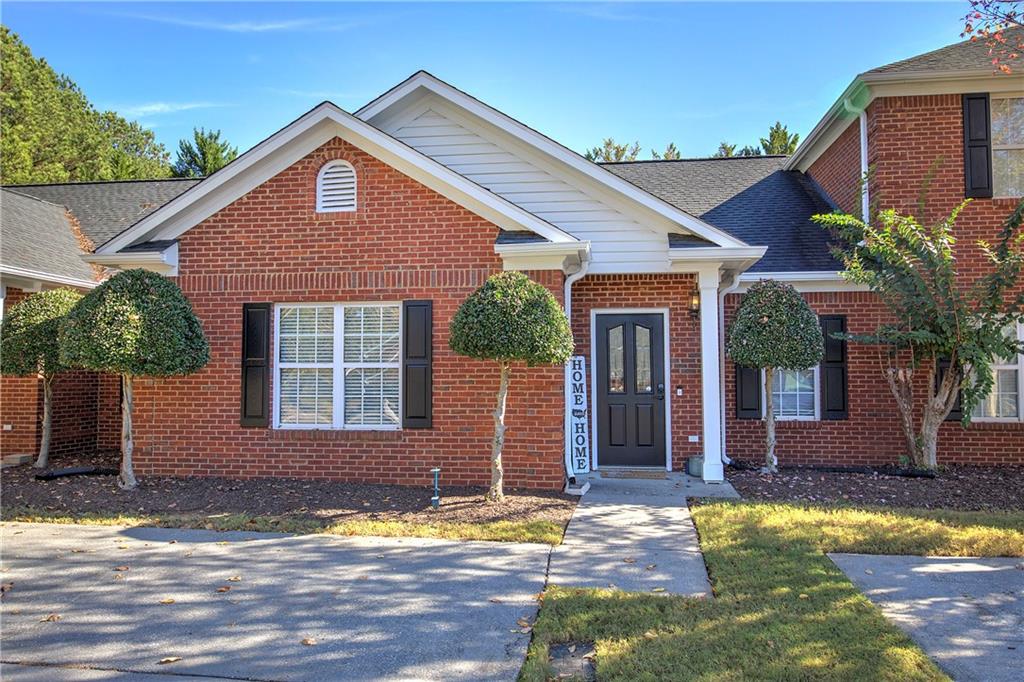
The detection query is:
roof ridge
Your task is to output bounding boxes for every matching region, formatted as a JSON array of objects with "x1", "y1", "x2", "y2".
[
  {"x1": 864, "y1": 25, "x2": 1023, "y2": 75},
  {"x1": 600, "y1": 155, "x2": 789, "y2": 165},
  {"x1": 4, "y1": 177, "x2": 202, "y2": 189},
  {"x1": 1, "y1": 186, "x2": 71, "y2": 210}
]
